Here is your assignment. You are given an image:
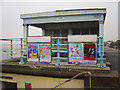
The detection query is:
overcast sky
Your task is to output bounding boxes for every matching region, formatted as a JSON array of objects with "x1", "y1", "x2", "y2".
[{"x1": 0, "y1": 0, "x2": 119, "y2": 41}]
